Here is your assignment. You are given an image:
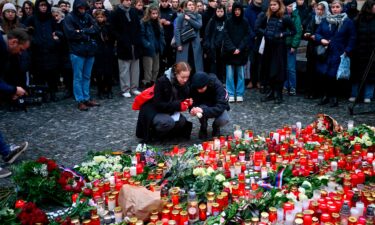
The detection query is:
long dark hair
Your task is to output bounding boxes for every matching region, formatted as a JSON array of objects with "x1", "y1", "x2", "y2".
[
  {"x1": 358, "y1": 0, "x2": 375, "y2": 18},
  {"x1": 142, "y1": 5, "x2": 160, "y2": 23}
]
